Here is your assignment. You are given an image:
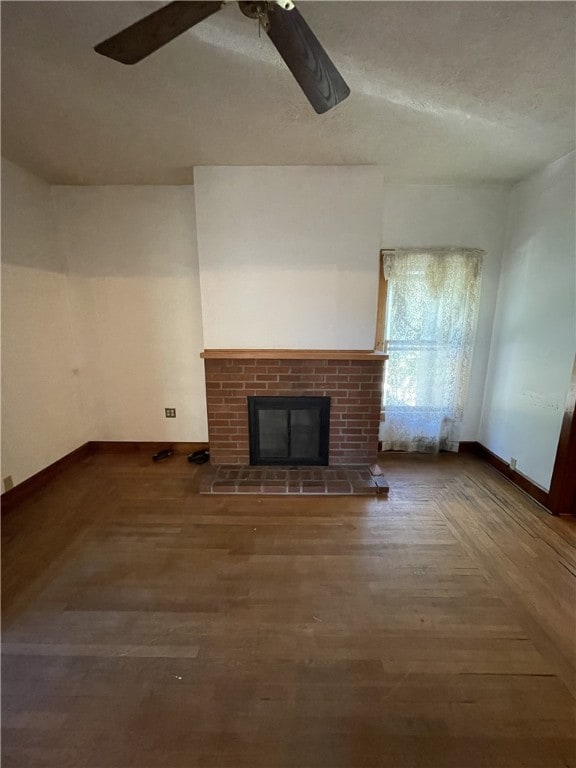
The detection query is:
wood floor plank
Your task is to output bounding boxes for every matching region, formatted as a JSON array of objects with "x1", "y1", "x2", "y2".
[{"x1": 2, "y1": 452, "x2": 575, "y2": 767}]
